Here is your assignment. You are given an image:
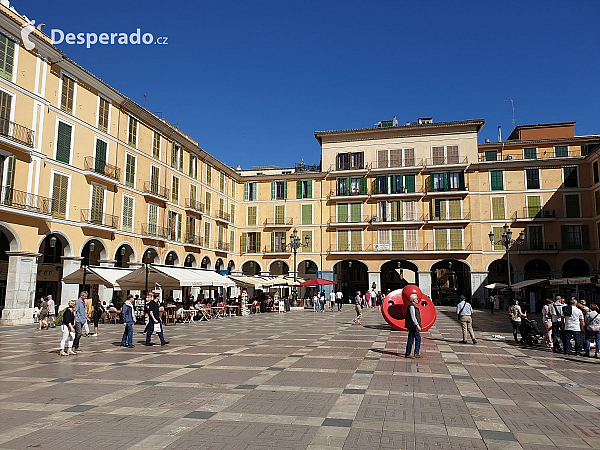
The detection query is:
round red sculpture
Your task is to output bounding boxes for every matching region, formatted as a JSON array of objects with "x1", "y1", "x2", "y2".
[{"x1": 381, "y1": 285, "x2": 437, "y2": 332}]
